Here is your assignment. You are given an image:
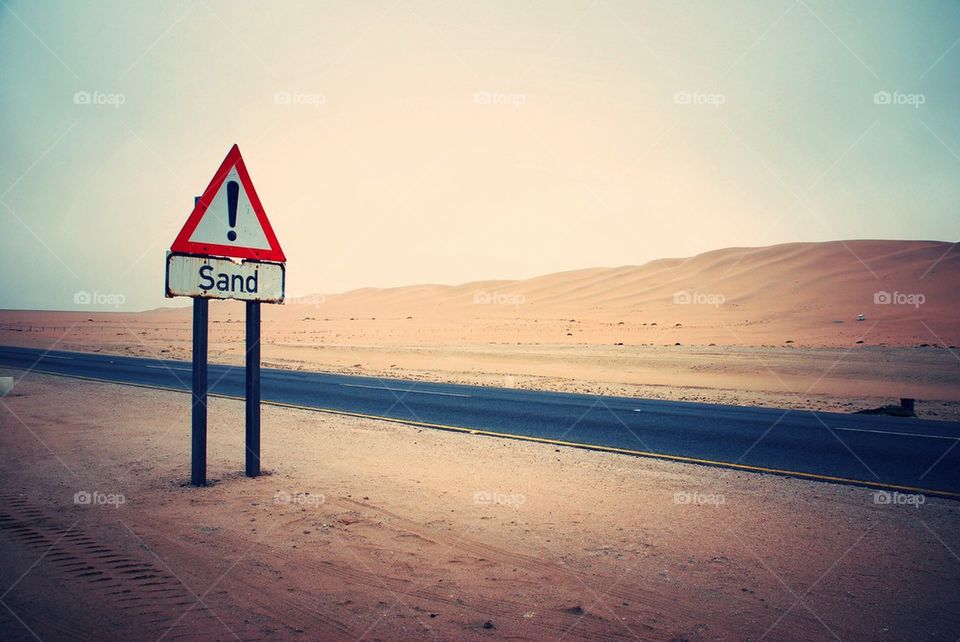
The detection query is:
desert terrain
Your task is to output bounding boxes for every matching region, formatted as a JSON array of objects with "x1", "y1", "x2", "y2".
[
  {"x1": 0, "y1": 242, "x2": 957, "y2": 641},
  {"x1": 3, "y1": 2, "x2": 958, "y2": 640},
  {"x1": 2, "y1": 240, "x2": 958, "y2": 419},
  {"x1": 1, "y1": 371, "x2": 958, "y2": 641}
]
